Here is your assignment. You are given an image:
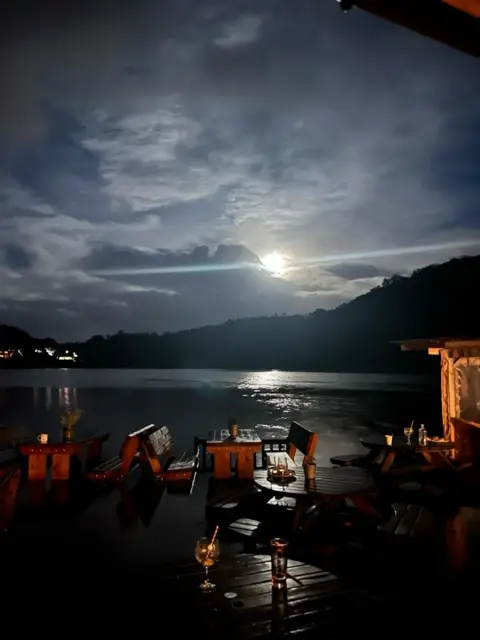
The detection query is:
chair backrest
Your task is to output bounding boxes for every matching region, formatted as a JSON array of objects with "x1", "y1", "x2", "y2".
[
  {"x1": 140, "y1": 425, "x2": 175, "y2": 475},
  {"x1": 118, "y1": 432, "x2": 142, "y2": 476},
  {"x1": 286, "y1": 421, "x2": 317, "y2": 463}
]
